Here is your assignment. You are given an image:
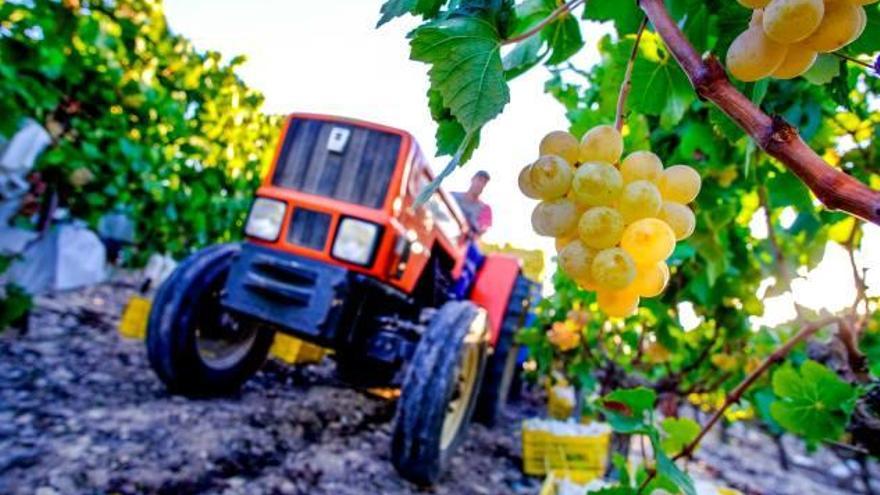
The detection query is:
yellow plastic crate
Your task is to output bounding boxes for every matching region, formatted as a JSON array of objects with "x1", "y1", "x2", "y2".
[
  {"x1": 118, "y1": 296, "x2": 151, "y2": 339},
  {"x1": 522, "y1": 422, "x2": 611, "y2": 478},
  {"x1": 270, "y1": 334, "x2": 328, "y2": 365}
]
